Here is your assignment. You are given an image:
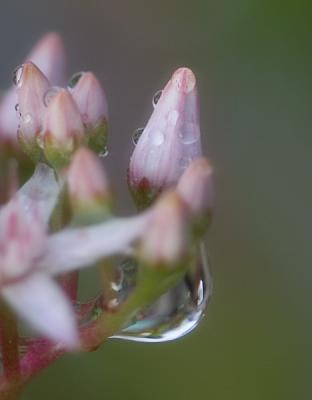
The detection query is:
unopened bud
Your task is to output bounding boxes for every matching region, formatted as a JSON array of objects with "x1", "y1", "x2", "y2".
[
  {"x1": 0, "y1": 33, "x2": 66, "y2": 147},
  {"x1": 28, "y1": 32, "x2": 66, "y2": 86},
  {"x1": 42, "y1": 89, "x2": 85, "y2": 169},
  {"x1": 129, "y1": 67, "x2": 202, "y2": 208},
  {"x1": 66, "y1": 147, "x2": 112, "y2": 221},
  {"x1": 139, "y1": 191, "x2": 190, "y2": 269},
  {"x1": 15, "y1": 62, "x2": 50, "y2": 160},
  {"x1": 177, "y1": 158, "x2": 214, "y2": 236},
  {"x1": 69, "y1": 72, "x2": 108, "y2": 153}
]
